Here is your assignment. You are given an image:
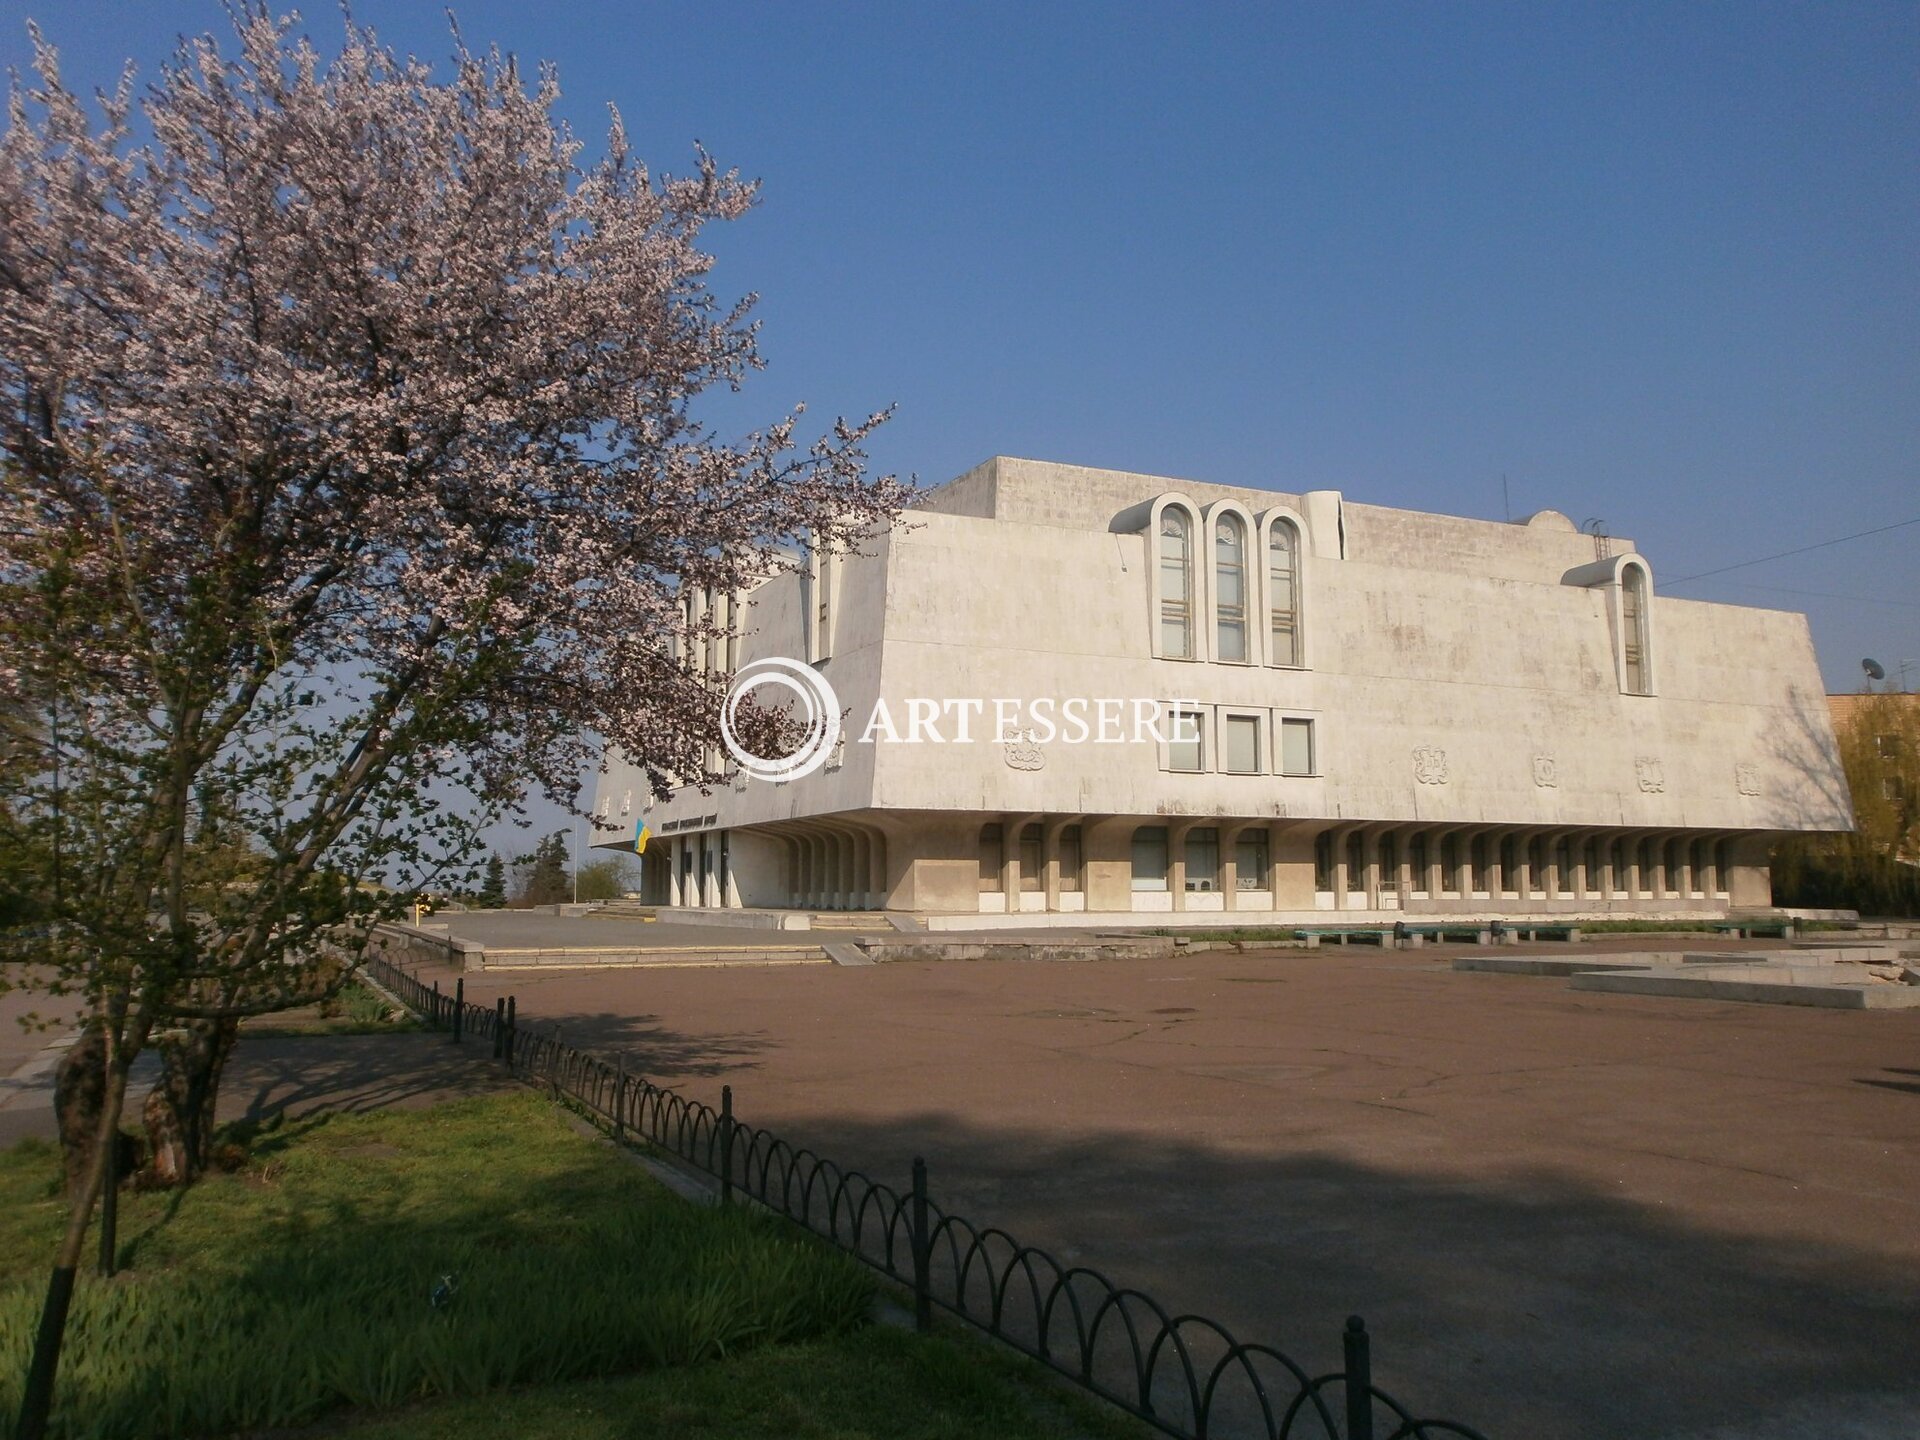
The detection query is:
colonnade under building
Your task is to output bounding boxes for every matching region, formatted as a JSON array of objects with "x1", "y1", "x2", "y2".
[{"x1": 632, "y1": 814, "x2": 1775, "y2": 917}]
